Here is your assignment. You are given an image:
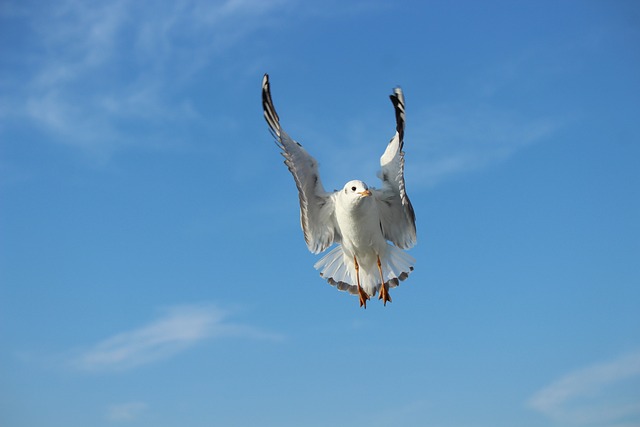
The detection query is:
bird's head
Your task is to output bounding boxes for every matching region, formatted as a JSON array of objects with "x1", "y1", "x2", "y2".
[{"x1": 341, "y1": 180, "x2": 372, "y2": 204}]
